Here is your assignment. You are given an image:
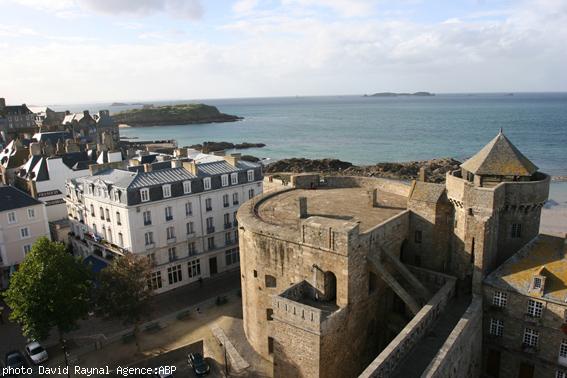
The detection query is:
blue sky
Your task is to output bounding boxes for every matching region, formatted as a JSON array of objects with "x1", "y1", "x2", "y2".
[{"x1": 0, "y1": 0, "x2": 565, "y2": 104}]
